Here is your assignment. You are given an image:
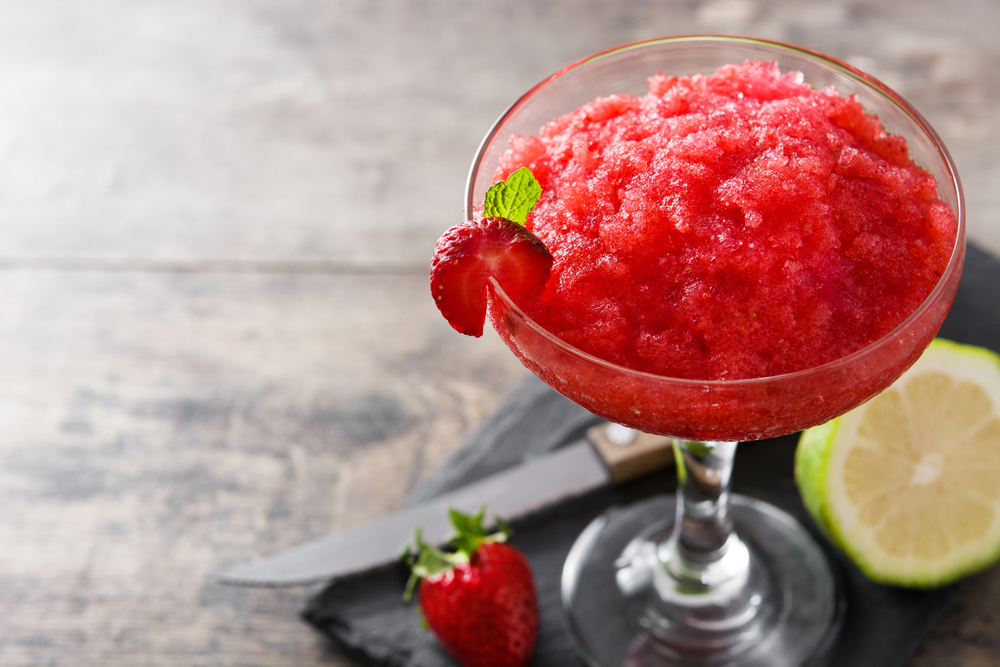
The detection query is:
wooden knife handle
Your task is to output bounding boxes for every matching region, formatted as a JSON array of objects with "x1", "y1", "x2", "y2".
[{"x1": 587, "y1": 422, "x2": 676, "y2": 484}]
